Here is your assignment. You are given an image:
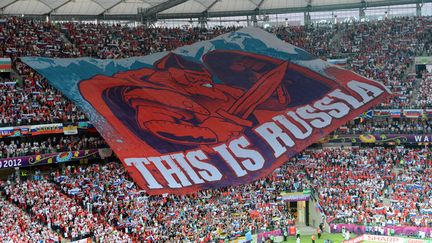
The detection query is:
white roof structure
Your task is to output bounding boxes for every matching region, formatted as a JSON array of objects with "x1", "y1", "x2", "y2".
[{"x1": 0, "y1": 0, "x2": 428, "y2": 18}]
